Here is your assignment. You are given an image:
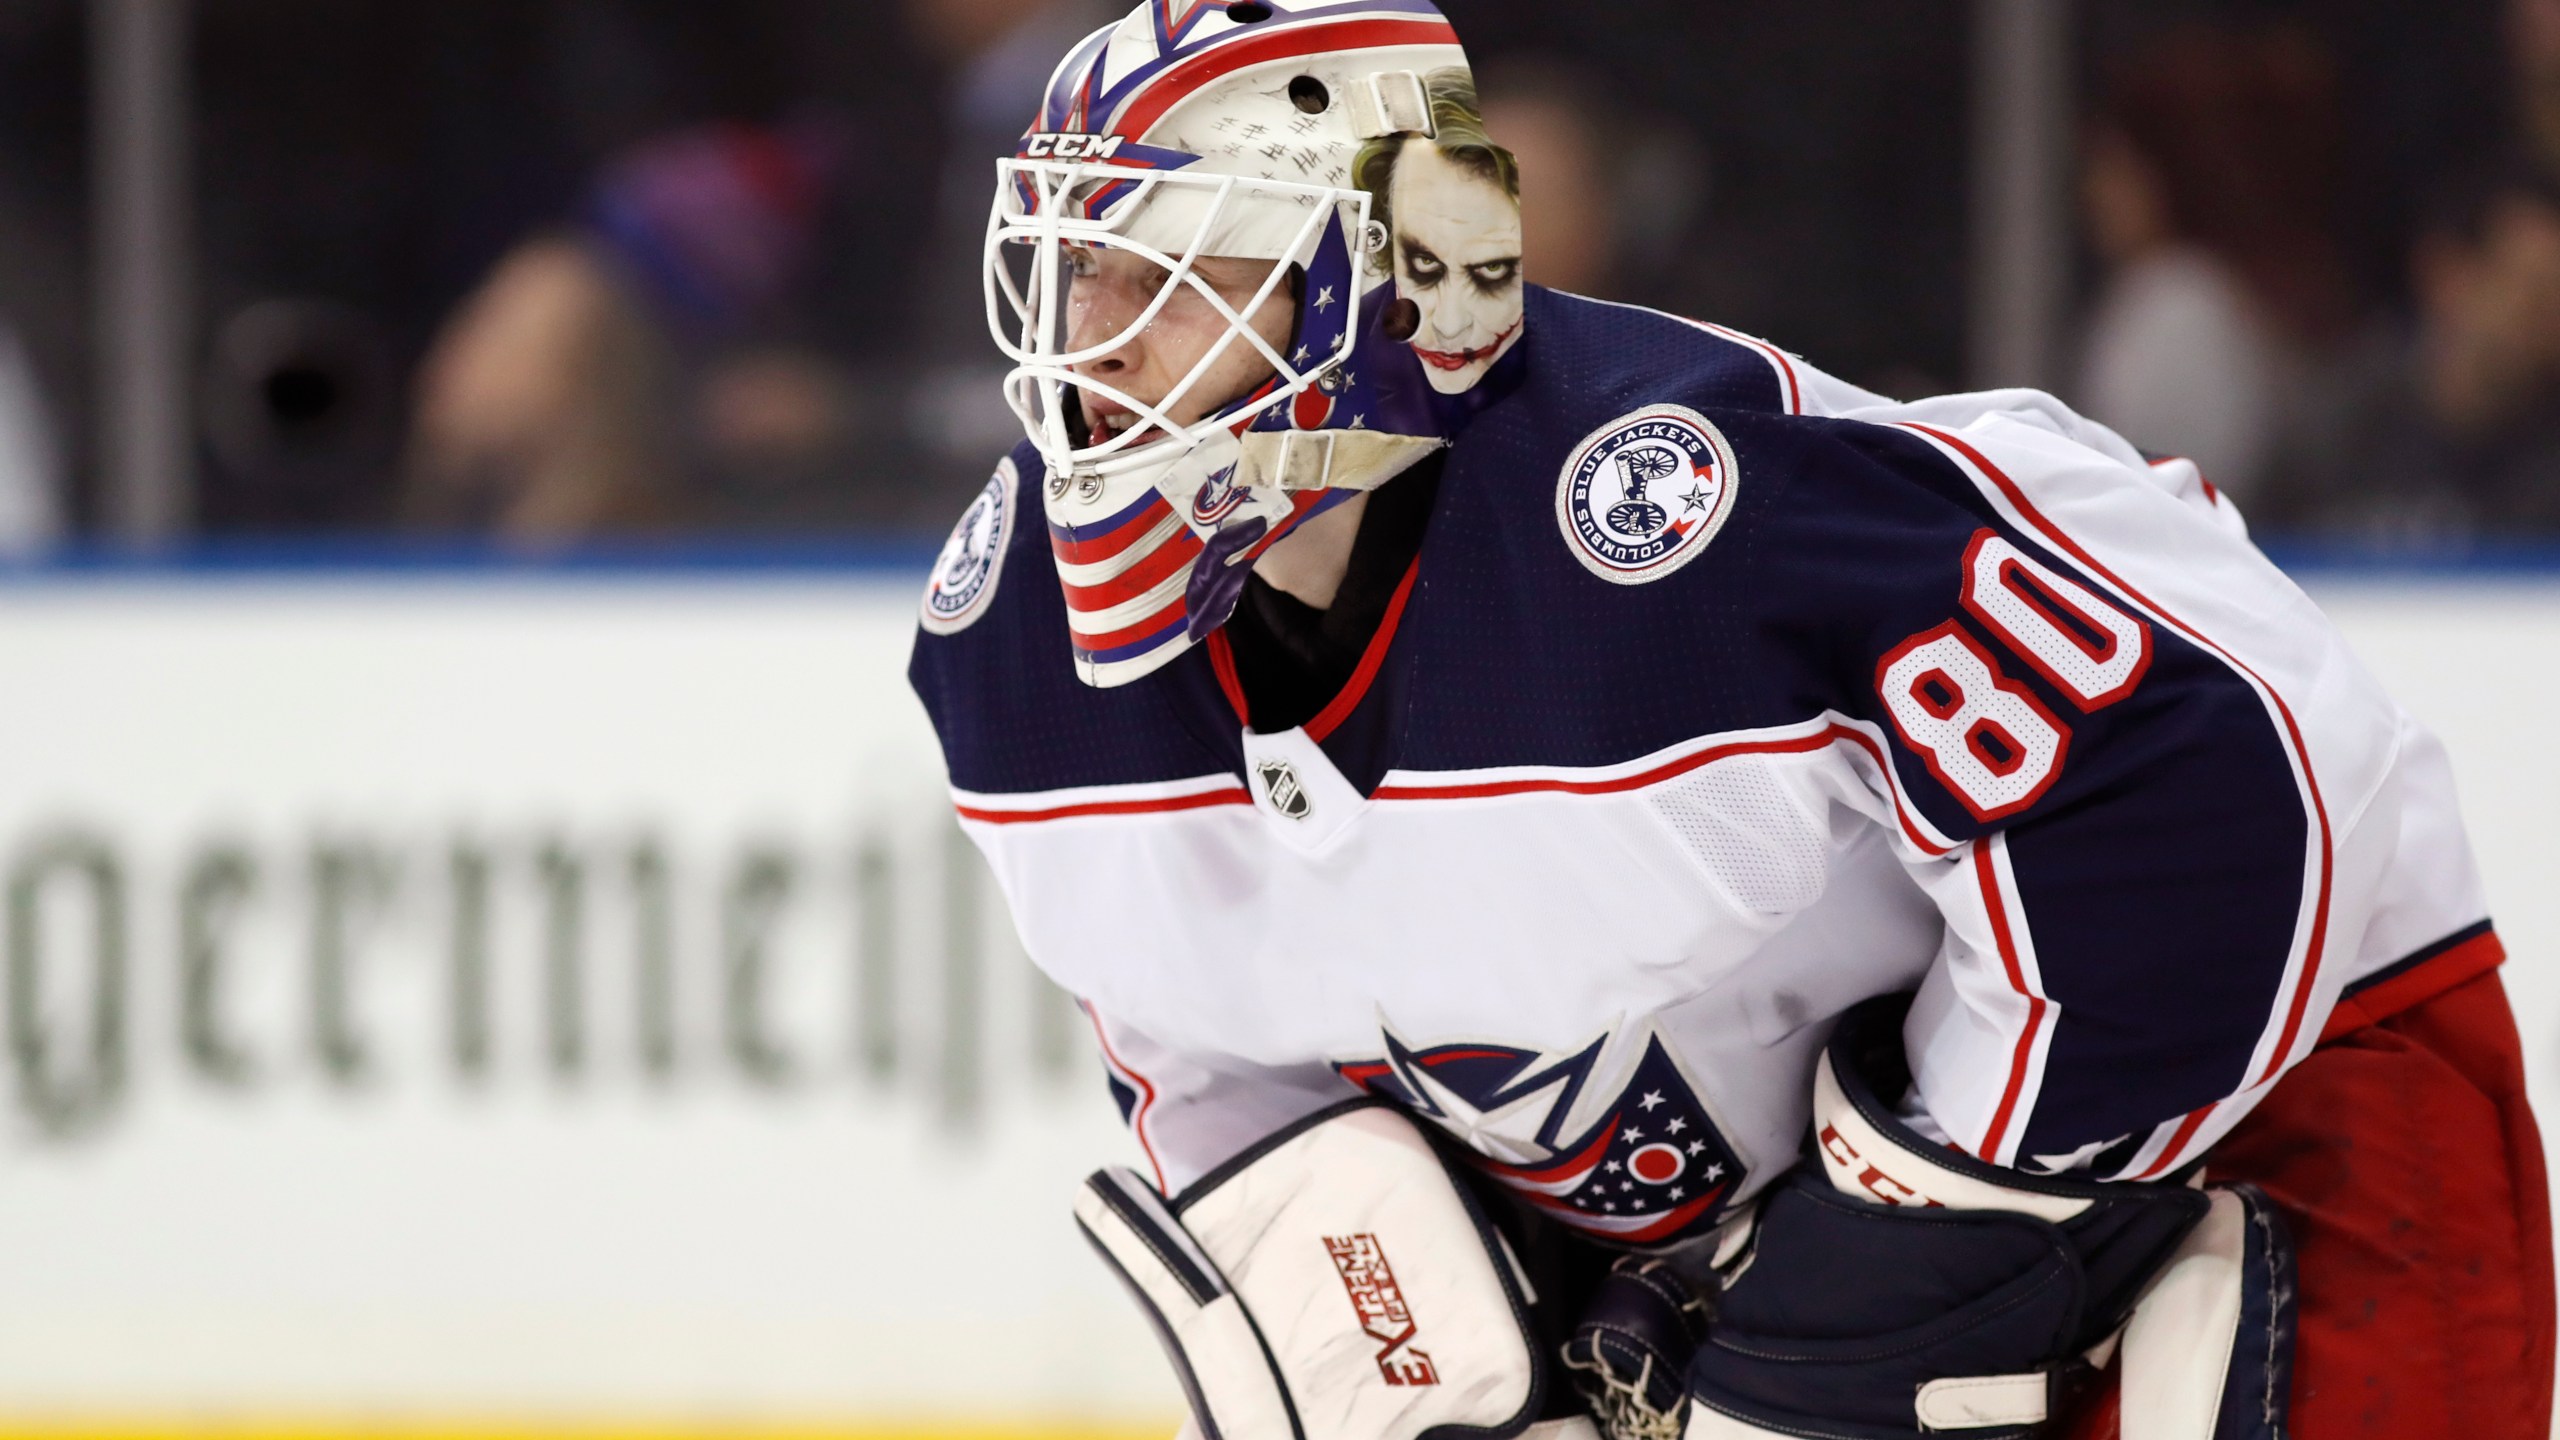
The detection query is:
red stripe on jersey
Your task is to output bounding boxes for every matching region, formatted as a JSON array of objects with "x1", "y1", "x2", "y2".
[
  {"x1": 2320, "y1": 929, "x2": 2507, "y2": 1043},
  {"x1": 2137, "y1": 1103, "x2": 2217, "y2": 1181},
  {"x1": 1108, "y1": 16, "x2": 1460, "y2": 141},
  {"x1": 1696, "y1": 321, "x2": 1802, "y2": 415},
  {"x1": 1376, "y1": 723, "x2": 1955, "y2": 858},
  {"x1": 1904, "y1": 423, "x2": 2336, "y2": 1088},
  {"x1": 957, "y1": 786, "x2": 1249, "y2": 826},
  {"x1": 1082, "y1": 1002, "x2": 1168, "y2": 1194},
  {"x1": 1974, "y1": 844, "x2": 2048, "y2": 1164},
  {"x1": 1206, "y1": 629, "x2": 1250, "y2": 723},
  {"x1": 1305, "y1": 558, "x2": 1421, "y2": 743}
]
